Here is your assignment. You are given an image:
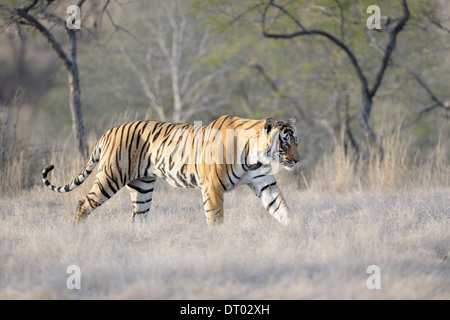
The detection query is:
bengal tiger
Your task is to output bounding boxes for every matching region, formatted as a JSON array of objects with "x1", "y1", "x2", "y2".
[{"x1": 42, "y1": 115, "x2": 301, "y2": 226}]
